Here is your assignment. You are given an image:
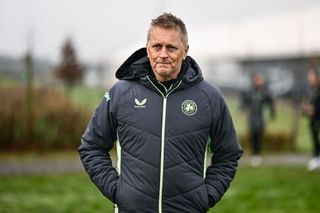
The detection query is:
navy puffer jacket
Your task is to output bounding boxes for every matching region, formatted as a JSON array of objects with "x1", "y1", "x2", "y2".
[{"x1": 78, "y1": 48, "x2": 243, "y2": 213}]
